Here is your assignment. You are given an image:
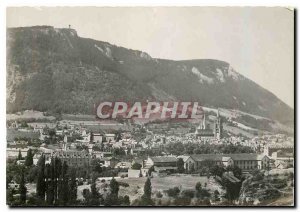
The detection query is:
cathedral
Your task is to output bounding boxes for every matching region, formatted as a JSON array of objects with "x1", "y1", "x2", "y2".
[{"x1": 195, "y1": 110, "x2": 222, "y2": 139}]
